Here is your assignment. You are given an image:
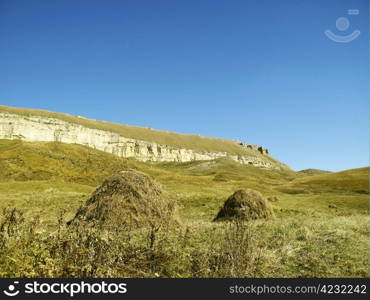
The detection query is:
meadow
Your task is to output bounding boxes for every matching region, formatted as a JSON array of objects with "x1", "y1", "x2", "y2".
[{"x1": 0, "y1": 139, "x2": 368, "y2": 277}]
